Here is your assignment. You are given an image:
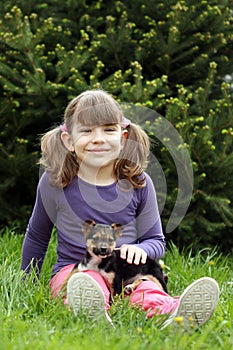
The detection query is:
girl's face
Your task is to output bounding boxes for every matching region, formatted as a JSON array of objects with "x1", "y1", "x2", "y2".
[{"x1": 62, "y1": 123, "x2": 128, "y2": 171}]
